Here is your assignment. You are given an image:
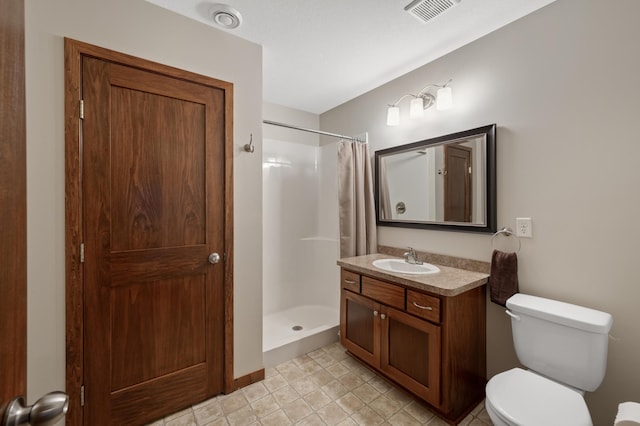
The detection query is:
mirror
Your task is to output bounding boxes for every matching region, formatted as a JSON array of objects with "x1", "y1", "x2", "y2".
[{"x1": 375, "y1": 124, "x2": 496, "y2": 233}]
